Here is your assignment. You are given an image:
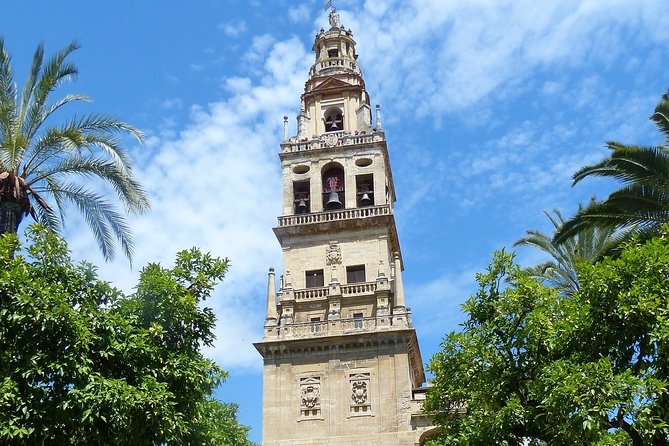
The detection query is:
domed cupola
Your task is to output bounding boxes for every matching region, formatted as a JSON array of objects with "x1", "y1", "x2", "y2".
[
  {"x1": 296, "y1": 9, "x2": 373, "y2": 139},
  {"x1": 309, "y1": 9, "x2": 361, "y2": 79}
]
